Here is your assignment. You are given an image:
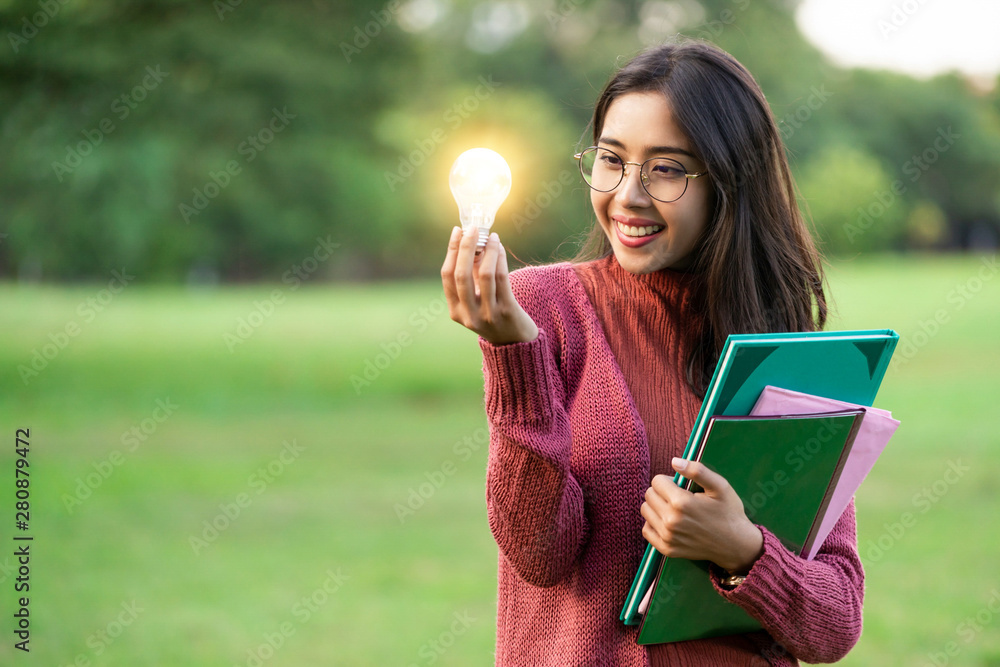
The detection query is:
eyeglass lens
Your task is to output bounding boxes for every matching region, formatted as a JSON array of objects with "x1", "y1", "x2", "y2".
[{"x1": 578, "y1": 147, "x2": 690, "y2": 203}]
